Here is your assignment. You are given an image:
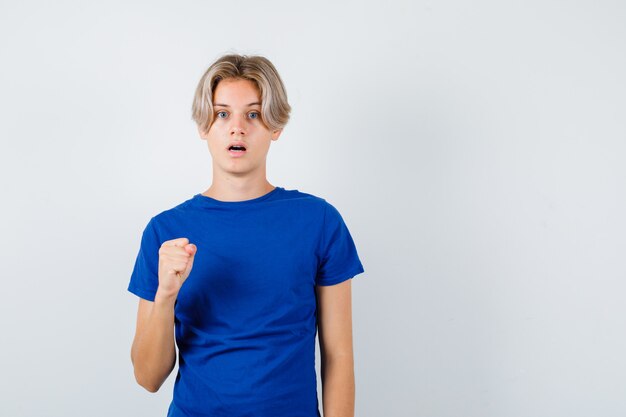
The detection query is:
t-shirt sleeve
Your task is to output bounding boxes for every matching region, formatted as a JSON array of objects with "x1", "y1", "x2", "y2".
[
  {"x1": 316, "y1": 202, "x2": 365, "y2": 286},
  {"x1": 127, "y1": 217, "x2": 161, "y2": 301}
]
